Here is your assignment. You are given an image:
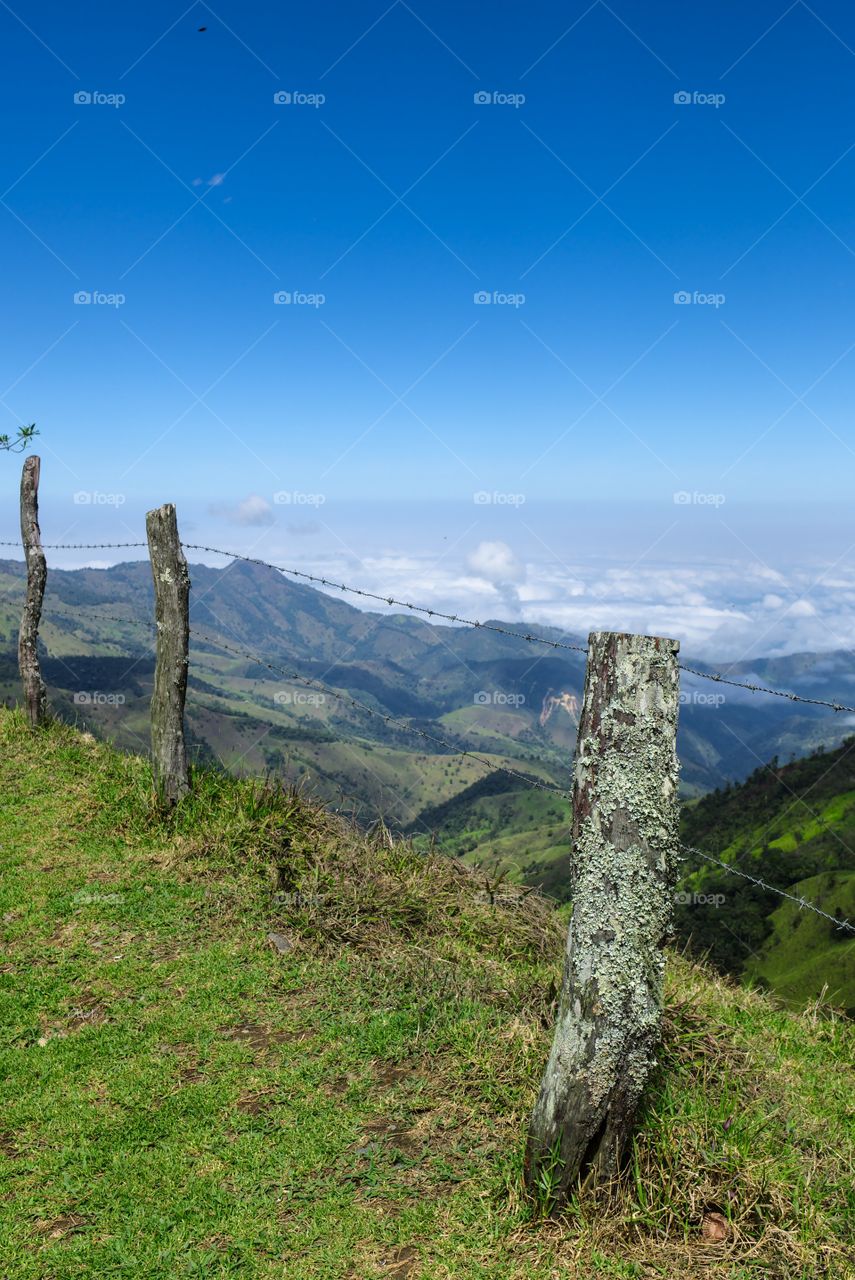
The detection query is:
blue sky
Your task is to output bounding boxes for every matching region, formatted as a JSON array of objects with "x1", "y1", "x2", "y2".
[{"x1": 3, "y1": 1, "x2": 855, "y2": 656}]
